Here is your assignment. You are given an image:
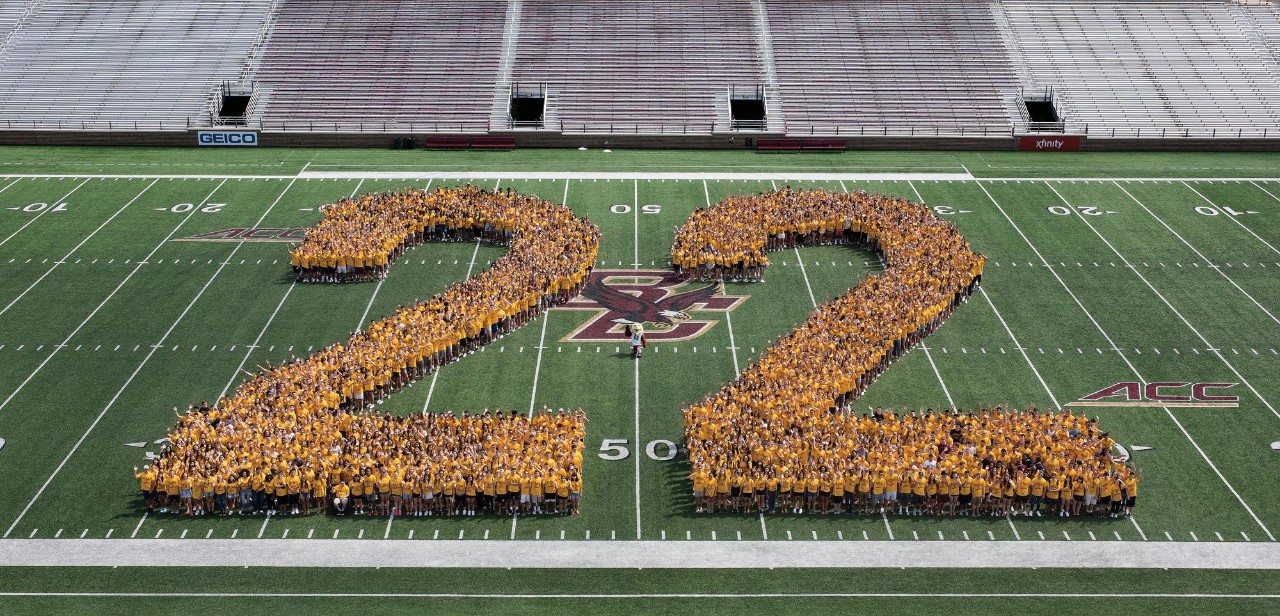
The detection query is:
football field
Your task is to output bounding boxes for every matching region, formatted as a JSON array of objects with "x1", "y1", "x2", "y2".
[{"x1": 0, "y1": 147, "x2": 1278, "y2": 611}]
